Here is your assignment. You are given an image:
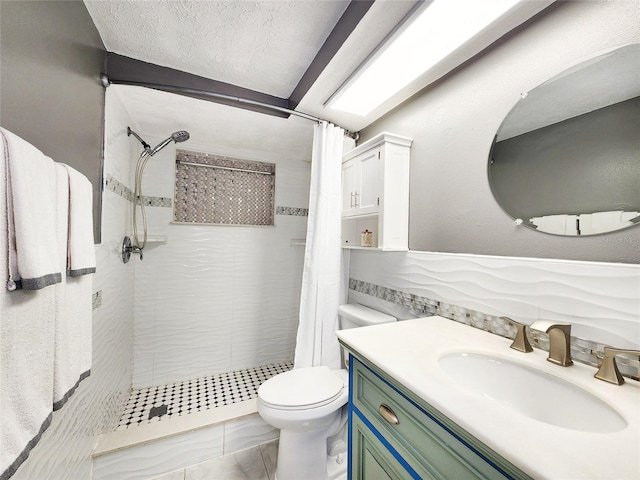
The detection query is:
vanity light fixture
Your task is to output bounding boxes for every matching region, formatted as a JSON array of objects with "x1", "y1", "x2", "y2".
[{"x1": 326, "y1": 0, "x2": 523, "y2": 116}]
